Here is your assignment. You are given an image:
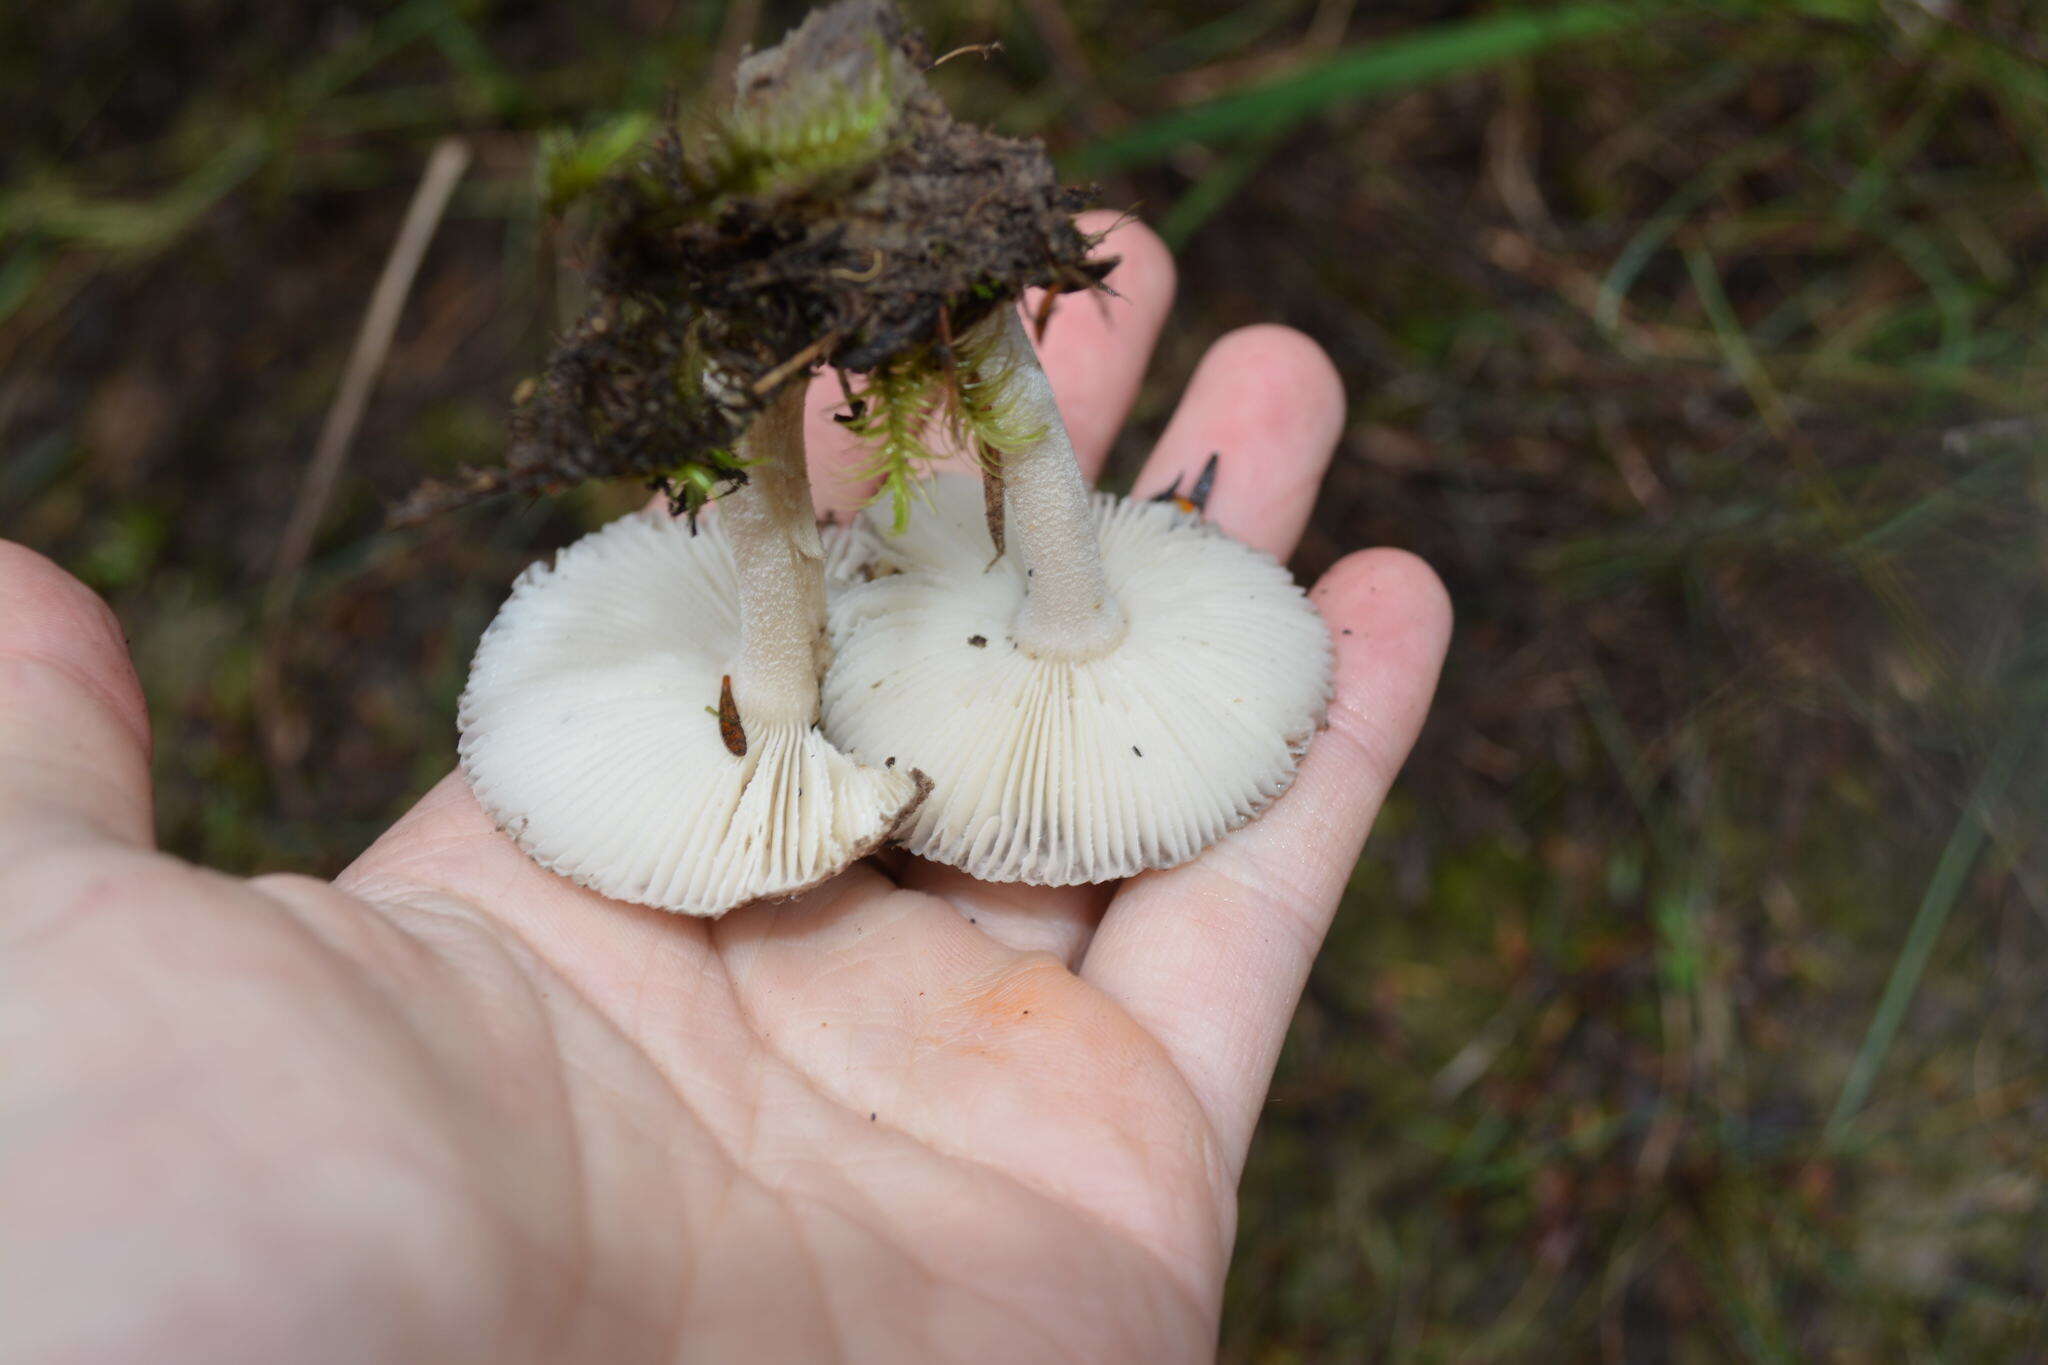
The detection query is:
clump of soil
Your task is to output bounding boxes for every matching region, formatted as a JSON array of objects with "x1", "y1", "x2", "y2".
[{"x1": 399, "y1": 0, "x2": 1108, "y2": 522}]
